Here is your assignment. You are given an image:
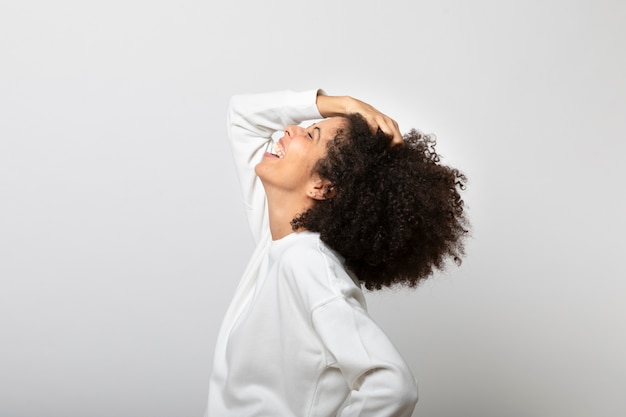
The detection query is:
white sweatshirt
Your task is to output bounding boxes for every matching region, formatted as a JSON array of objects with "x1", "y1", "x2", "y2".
[{"x1": 205, "y1": 89, "x2": 418, "y2": 417}]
